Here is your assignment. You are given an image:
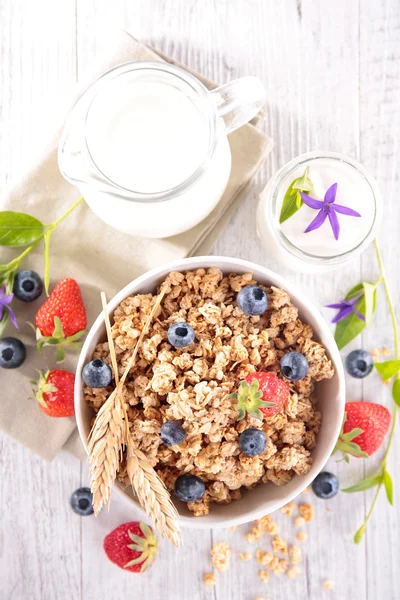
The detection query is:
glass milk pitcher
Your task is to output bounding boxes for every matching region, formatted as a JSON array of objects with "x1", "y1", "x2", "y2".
[{"x1": 58, "y1": 61, "x2": 265, "y2": 238}]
